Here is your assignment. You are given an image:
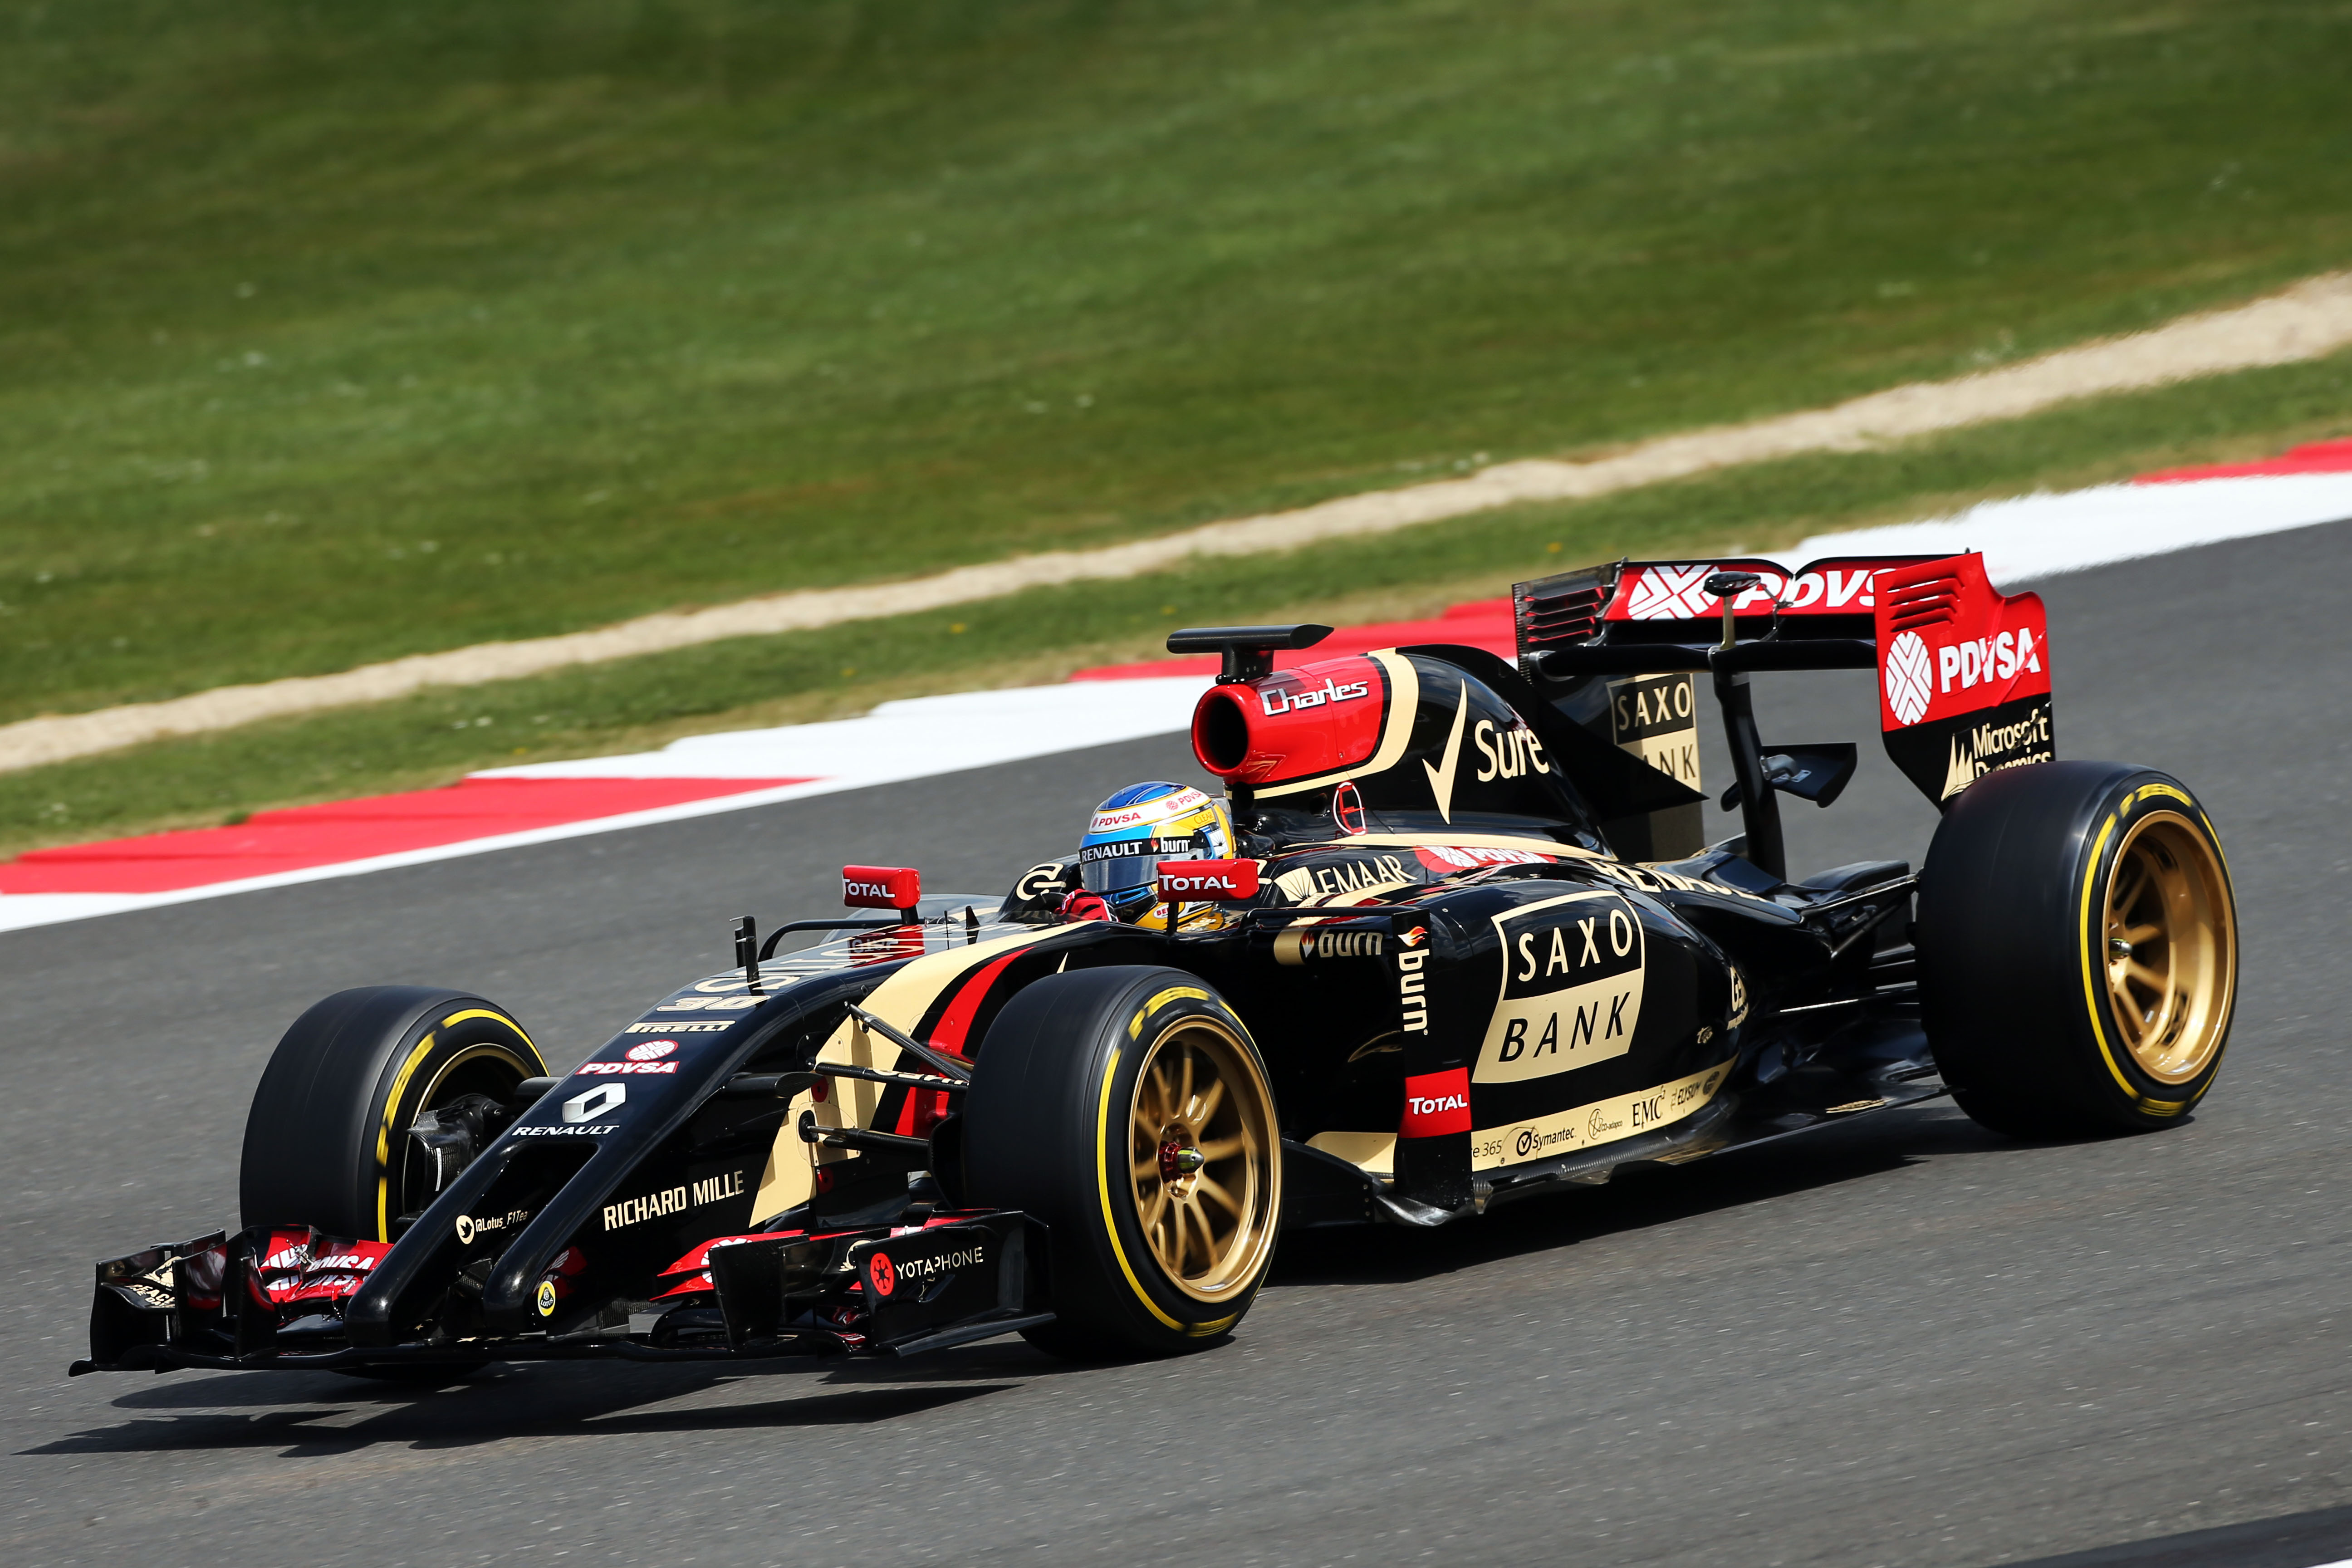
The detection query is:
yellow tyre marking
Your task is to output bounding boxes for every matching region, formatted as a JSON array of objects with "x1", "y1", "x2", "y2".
[
  {"x1": 372, "y1": 1032, "x2": 438, "y2": 1240},
  {"x1": 2076, "y1": 804, "x2": 2192, "y2": 1117},
  {"x1": 441, "y1": 1008, "x2": 541, "y2": 1061},
  {"x1": 1093, "y1": 1044, "x2": 1185, "y2": 1333},
  {"x1": 368, "y1": 1013, "x2": 540, "y2": 1242}
]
